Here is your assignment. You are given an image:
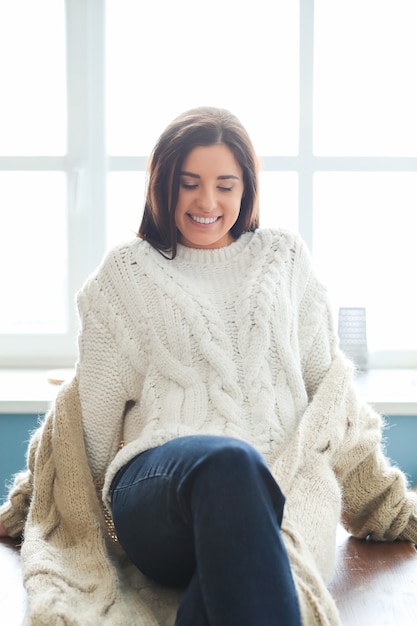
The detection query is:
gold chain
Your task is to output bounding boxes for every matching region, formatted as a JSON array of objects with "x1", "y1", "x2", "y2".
[{"x1": 94, "y1": 476, "x2": 119, "y2": 543}]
